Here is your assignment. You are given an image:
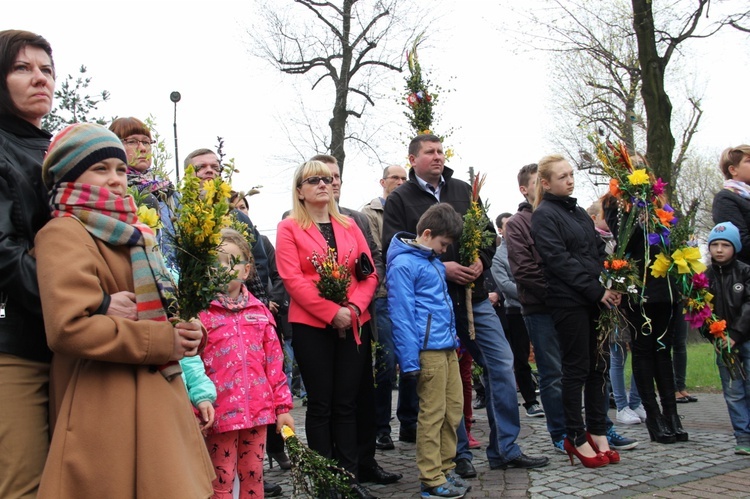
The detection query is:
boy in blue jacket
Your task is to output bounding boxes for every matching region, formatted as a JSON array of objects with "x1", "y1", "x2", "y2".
[
  {"x1": 386, "y1": 203, "x2": 468, "y2": 499},
  {"x1": 706, "y1": 221, "x2": 750, "y2": 454}
]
